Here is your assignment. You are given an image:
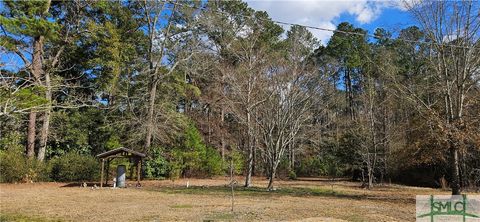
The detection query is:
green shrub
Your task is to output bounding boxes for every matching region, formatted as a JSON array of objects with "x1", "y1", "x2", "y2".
[
  {"x1": 168, "y1": 149, "x2": 184, "y2": 180},
  {"x1": 0, "y1": 131, "x2": 22, "y2": 152},
  {"x1": 297, "y1": 156, "x2": 325, "y2": 176},
  {"x1": 227, "y1": 149, "x2": 244, "y2": 175},
  {"x1": 25, "y1": 159, "x2": 51, "y2": 182},
  {"x1": 50, "y1": 152, "x2": 99, "y2": 182},
  {"x1": 144, "y1": 146, "x2": 169, "y2": 179},
  {"x1": 201, "y1": 147, "x2": 224, "y2": 177},
  {"x1": 325, "y1": 155, "x2": 343, "y2": 178},
  {"x1": 165, "y1": 124, "x2": 225, "y2": 178},
  {"x1": 0, "y1": 148, "x2": 49, "y2": 183},
  {"x1": 0, "y1": 148, "x2": 27, "y2": 182},
  {"x1": 288, "y1": 169, "x2": 297, "y2": 180},
  {"x1": 168, "y1": 146, "x2": 224, "y2": 178}
]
